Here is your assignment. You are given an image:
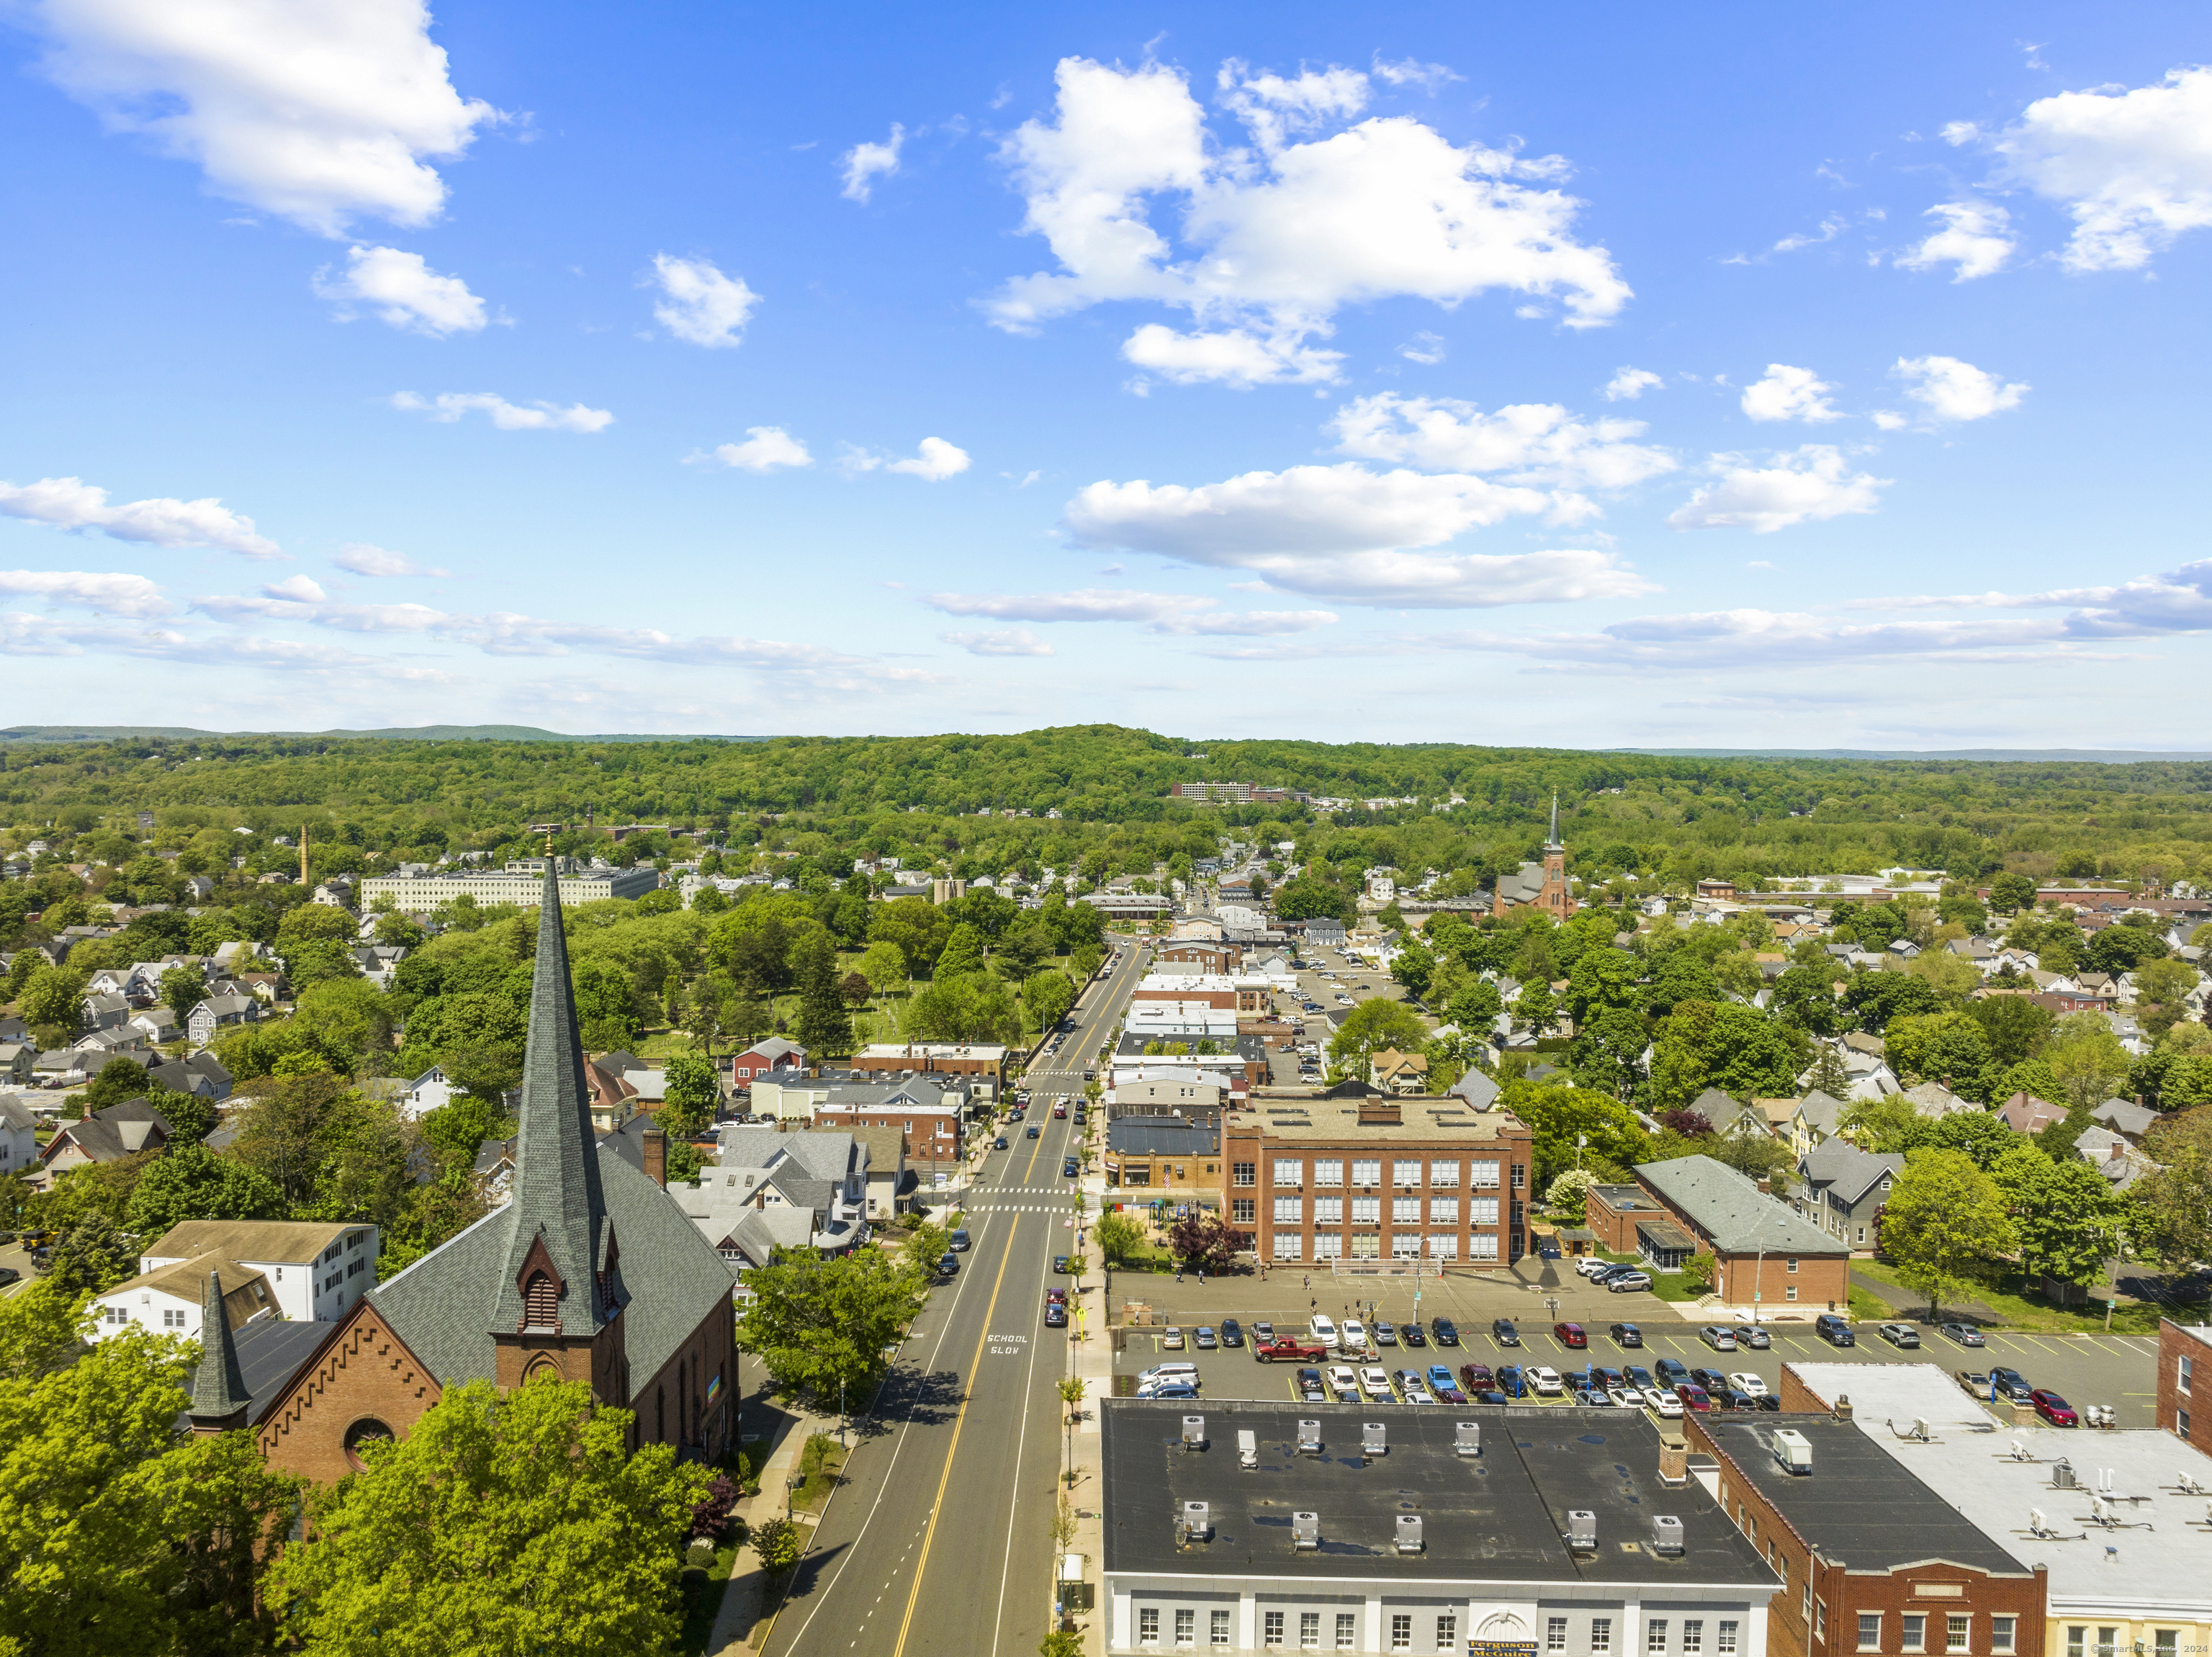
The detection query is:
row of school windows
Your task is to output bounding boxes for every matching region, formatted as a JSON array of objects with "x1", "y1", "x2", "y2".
[
  {"x1": 1242, "y1": 1159, "x2": 1514, "y2": 1189},
  {"x1": 1134, "y1": 1612, "x2": 1745, "y2": 1651},
  {"x1": 1845, "y1": 1611, "x2": 2018, "y2": 1654}
]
